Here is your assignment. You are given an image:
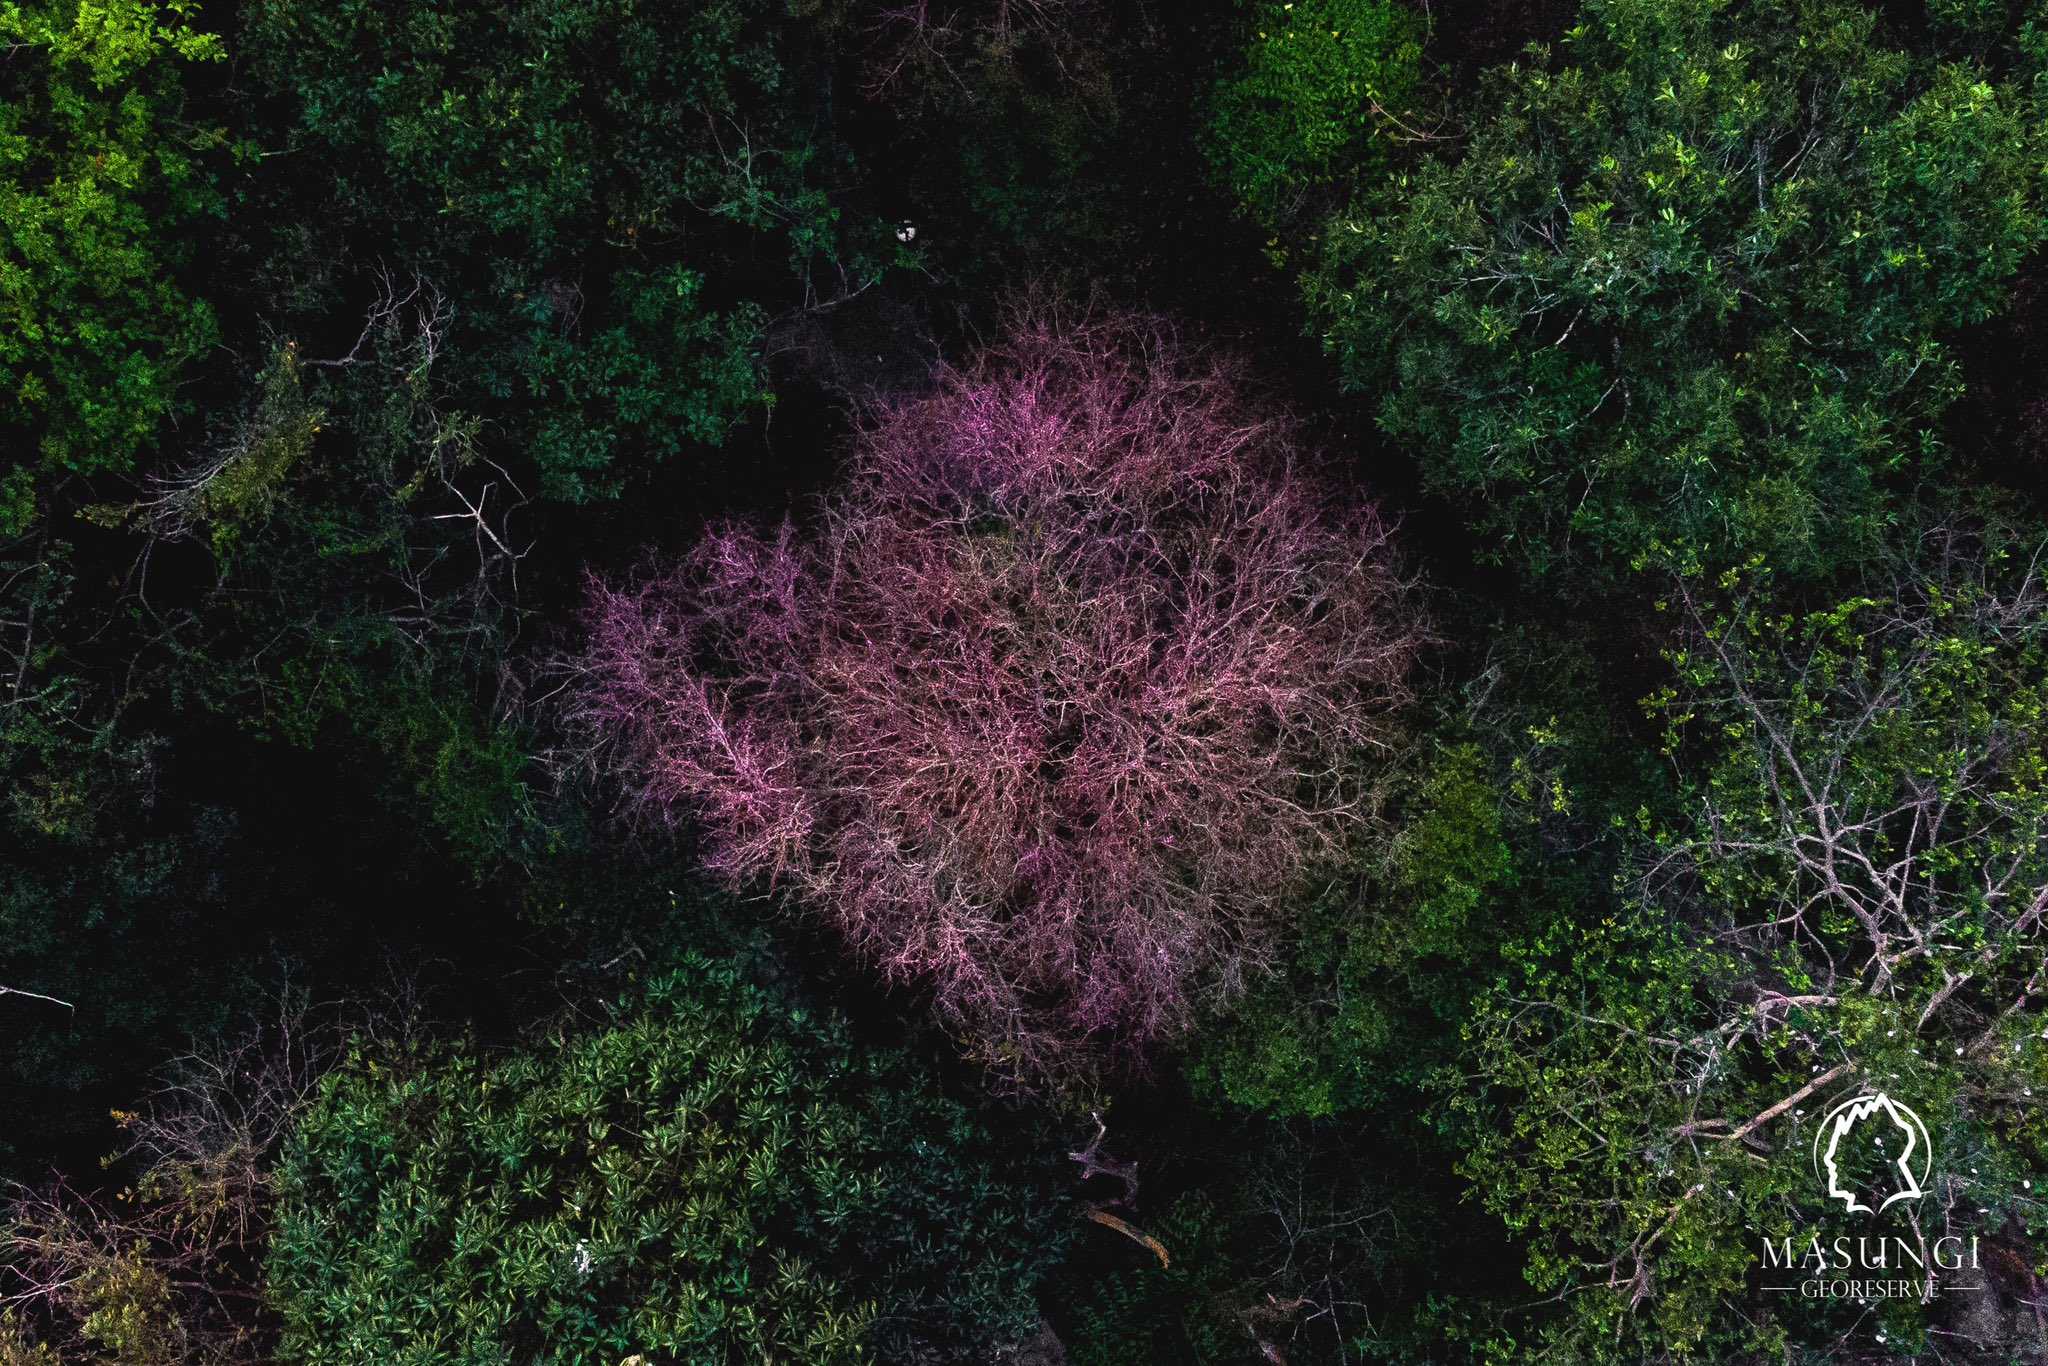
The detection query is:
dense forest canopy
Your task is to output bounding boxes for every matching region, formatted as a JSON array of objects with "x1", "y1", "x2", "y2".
[{"x1": 5, "y1": 0, "x2": 2048, "y2": 1362}]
